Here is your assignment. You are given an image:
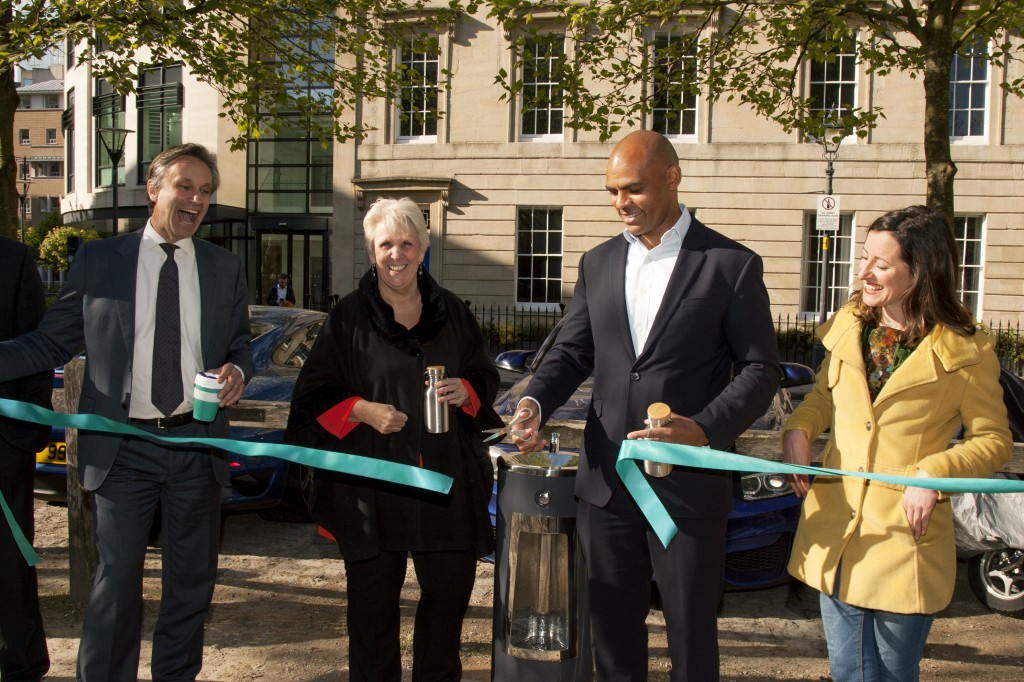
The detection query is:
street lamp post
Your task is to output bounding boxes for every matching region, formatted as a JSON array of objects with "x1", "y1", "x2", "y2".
[
  {"x1": 18, "y1": 157, "x2": 31, "y2": 244},
  {"x1": 817, "y1": 119, "x2": 846, "y2": 326},
  {"x1": 97, "y1": 127, "x2": 133, "y2": 236}
]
